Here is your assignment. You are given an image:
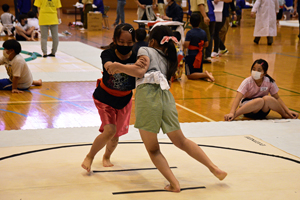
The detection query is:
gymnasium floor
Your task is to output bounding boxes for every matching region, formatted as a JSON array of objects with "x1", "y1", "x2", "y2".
[{"x1": 0, "y1": 8, "x2": 299, "y2": 199}]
